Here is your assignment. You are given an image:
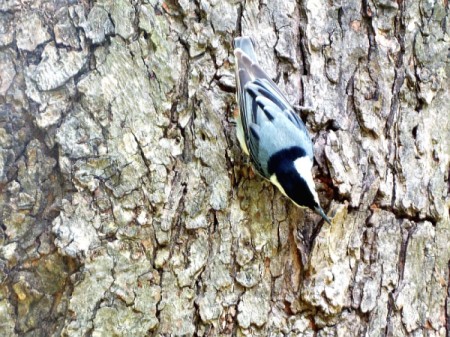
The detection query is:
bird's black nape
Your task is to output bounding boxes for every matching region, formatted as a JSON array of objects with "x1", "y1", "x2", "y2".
[{"x1": 267, "y1": 147, "x2": 307, "y2": 175}]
